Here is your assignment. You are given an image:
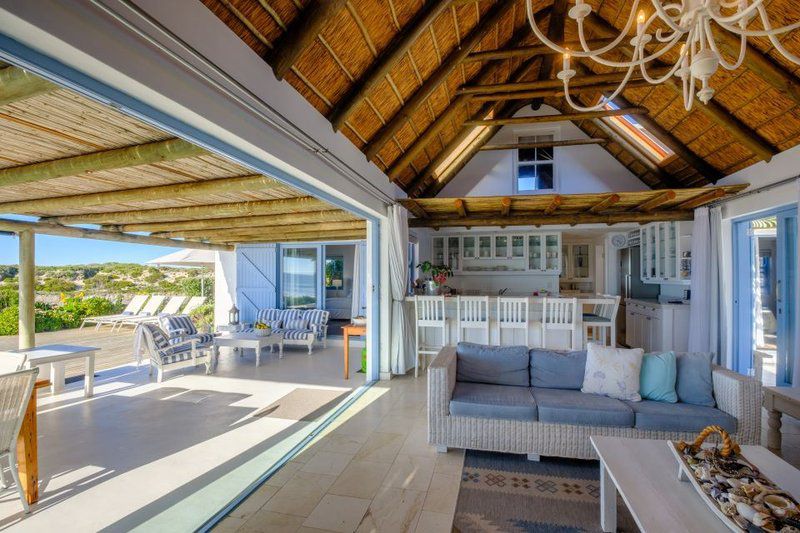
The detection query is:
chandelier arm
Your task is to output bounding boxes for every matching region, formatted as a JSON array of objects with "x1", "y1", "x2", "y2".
[
  {"x1": 575, "y1": 15, "x2": 640, "y2": 58},
  {"x1": 649, "y1": 0, "x2": 691, "y2": 33},
  {"x1": 563, "y1": 88, "x2": 610, "y2": 112},
  {"x1": 704, "y1": 19, "x2": 747, "y2": 71},
  {"x1": 639, "y1": 58, "x2": 684, "y2": 84},
  {"x1": 709, "y1": 0, "x2": 765, "y2": 25},
  {"x1": 760, "y1": 5, "x2": 800, "y2": 65},
  {"x1": 713, "y1": 16, "x2": 800, "y2": 37},
  {"x1": 579, "y1": 33, "x2": 684, "y2": 69},
  {"x1": 682, "y1": 73, "x2": 696, "y2": 112}
]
